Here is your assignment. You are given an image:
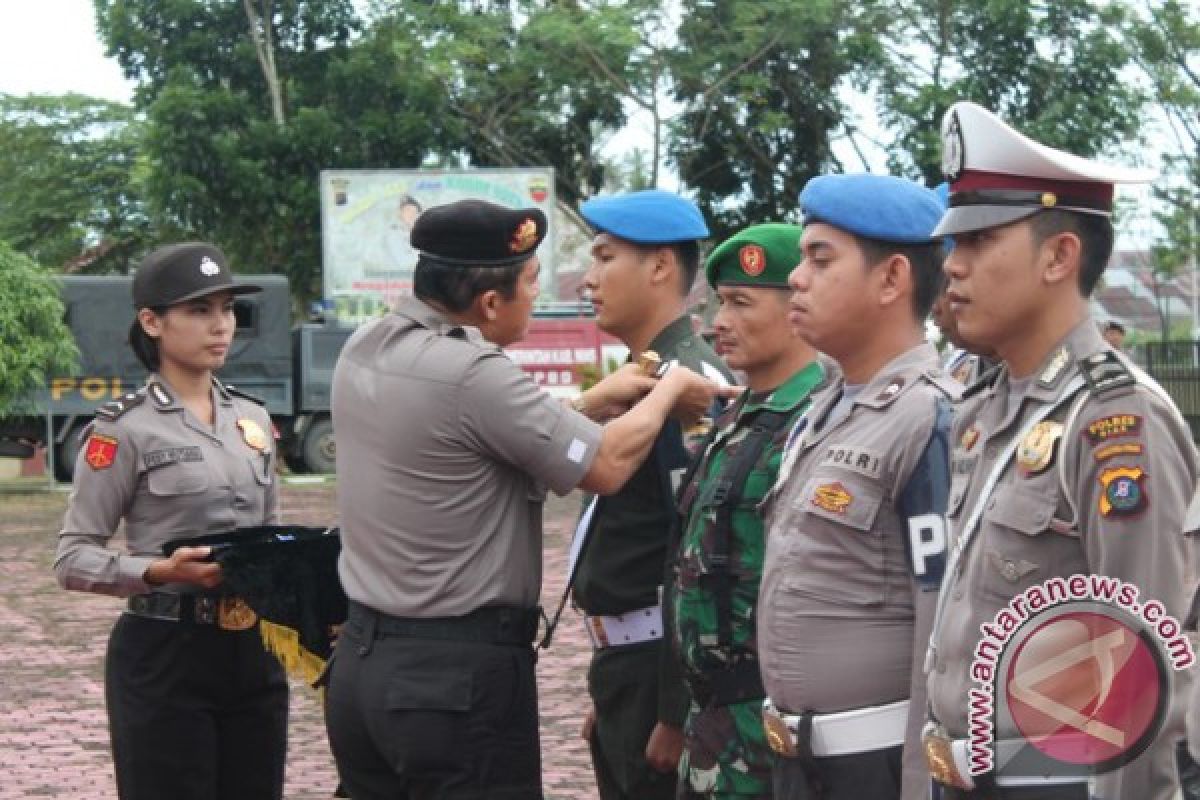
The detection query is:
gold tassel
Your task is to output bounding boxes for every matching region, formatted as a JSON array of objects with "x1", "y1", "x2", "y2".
[{"x1": 259, "y1": 619, "x2": 327, "y2": 687}]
